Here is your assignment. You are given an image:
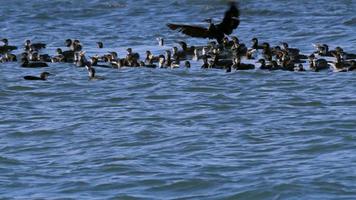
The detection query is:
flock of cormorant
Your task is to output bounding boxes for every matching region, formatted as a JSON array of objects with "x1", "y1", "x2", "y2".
[{"x1": 0, "y1": 2, "x2": 355, "y2": 81}]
